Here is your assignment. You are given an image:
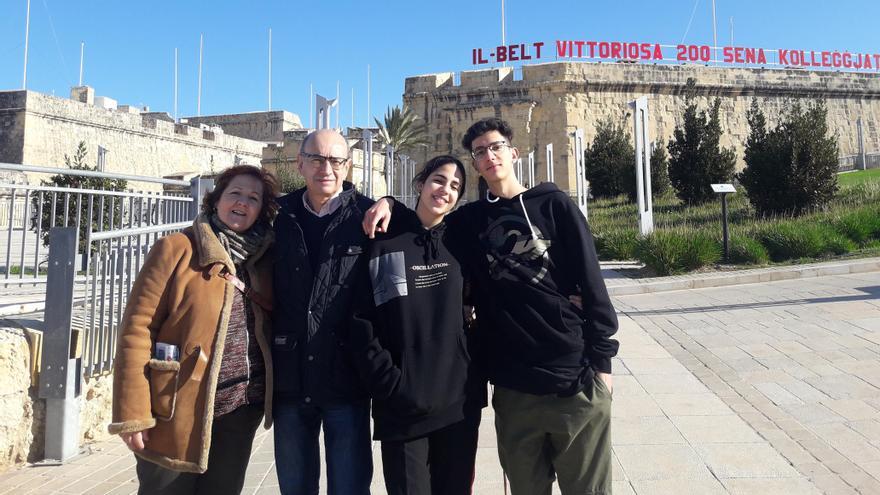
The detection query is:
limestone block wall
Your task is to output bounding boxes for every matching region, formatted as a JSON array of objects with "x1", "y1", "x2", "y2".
[
  {"x1": 403, "y1": 62, "x2": 880, "y2": 199},
  {"x1": 0, "y1": 323, "x2": 115, "y2": 473},
  {"x1": 0, "y1": 90, "x2": 265, "y2": 188},
  {"x1": 184, "y1": 110, "x2": 303, "y2": 143}
]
